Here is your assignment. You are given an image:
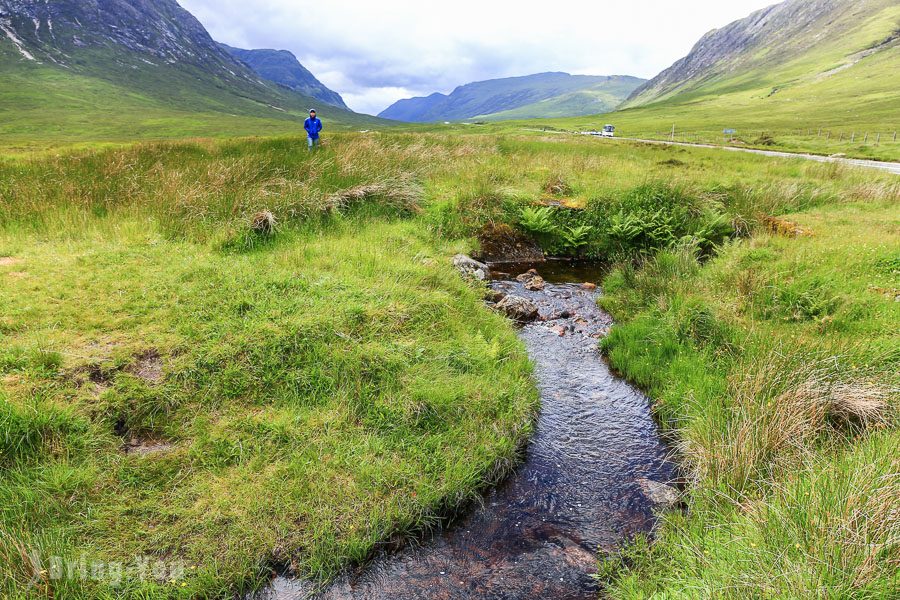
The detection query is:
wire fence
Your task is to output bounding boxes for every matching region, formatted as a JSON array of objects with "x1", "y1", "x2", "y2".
[{"x1": 641, "y1": 127, "x2": 899, "y2": 148}]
